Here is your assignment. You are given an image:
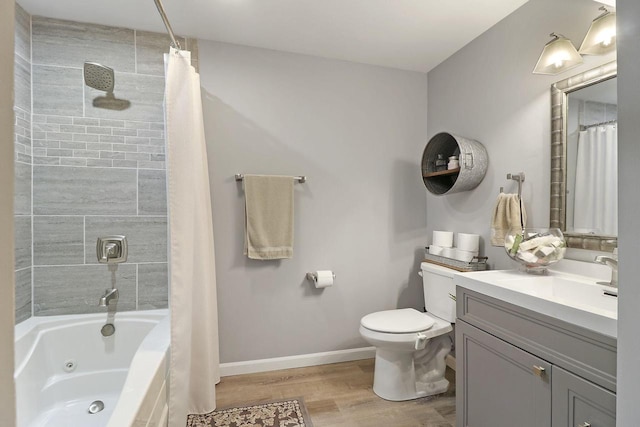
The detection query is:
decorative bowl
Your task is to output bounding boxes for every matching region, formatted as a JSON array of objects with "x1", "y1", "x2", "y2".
[{"x1": 504, "y1": 227, "x2": 566, "y2": 274}]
